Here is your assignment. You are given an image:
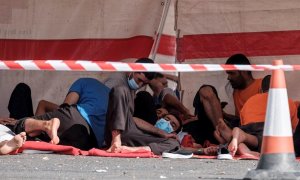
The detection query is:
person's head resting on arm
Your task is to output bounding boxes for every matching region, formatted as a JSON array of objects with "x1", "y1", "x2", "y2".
[
  {"x1": 149, "y1": 72, "x2": 168, "y2": 90},
  {"x1": 155, "y1": 111, "x2": 183, "y2": 134},
  {"x1": 225, "y1": 53, "x2": 254, "y2": 90},
  {"x1": 156, "y1": 107, "x2": 169, "y2": 119},
  {"x1": 127, "y1": 58, "x2": 156, "y2": 90}
]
